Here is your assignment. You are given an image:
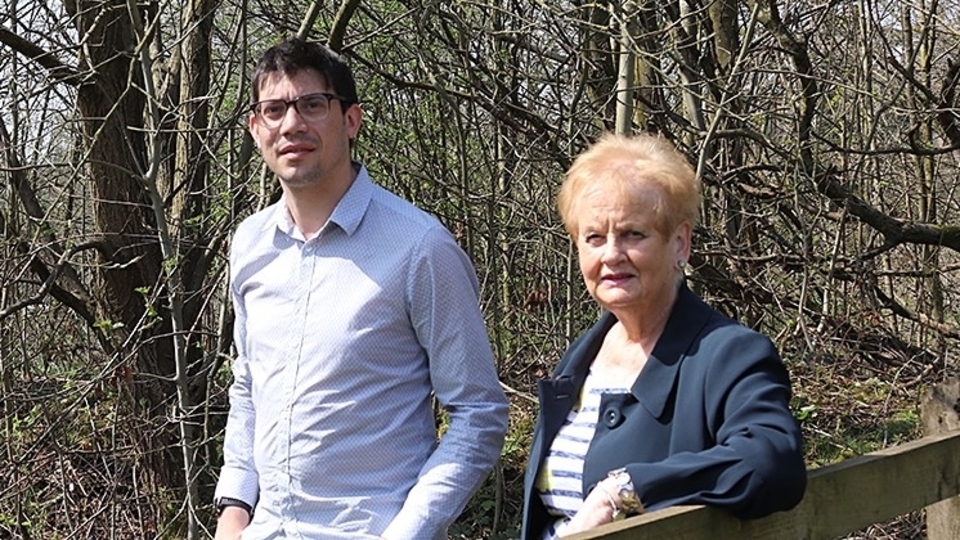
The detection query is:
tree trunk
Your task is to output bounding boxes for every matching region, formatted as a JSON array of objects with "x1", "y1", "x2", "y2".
[{"x1": 71, "y1": 0, "x2": 179, "y2": 493}]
